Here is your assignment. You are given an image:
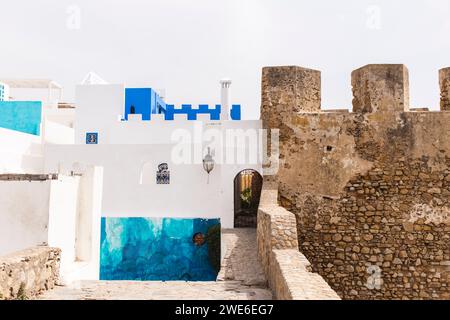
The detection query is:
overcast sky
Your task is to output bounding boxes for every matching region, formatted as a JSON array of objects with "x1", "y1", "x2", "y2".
[{"x1": 1, "y1": 0, "x2": 449, "y2": 118}]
